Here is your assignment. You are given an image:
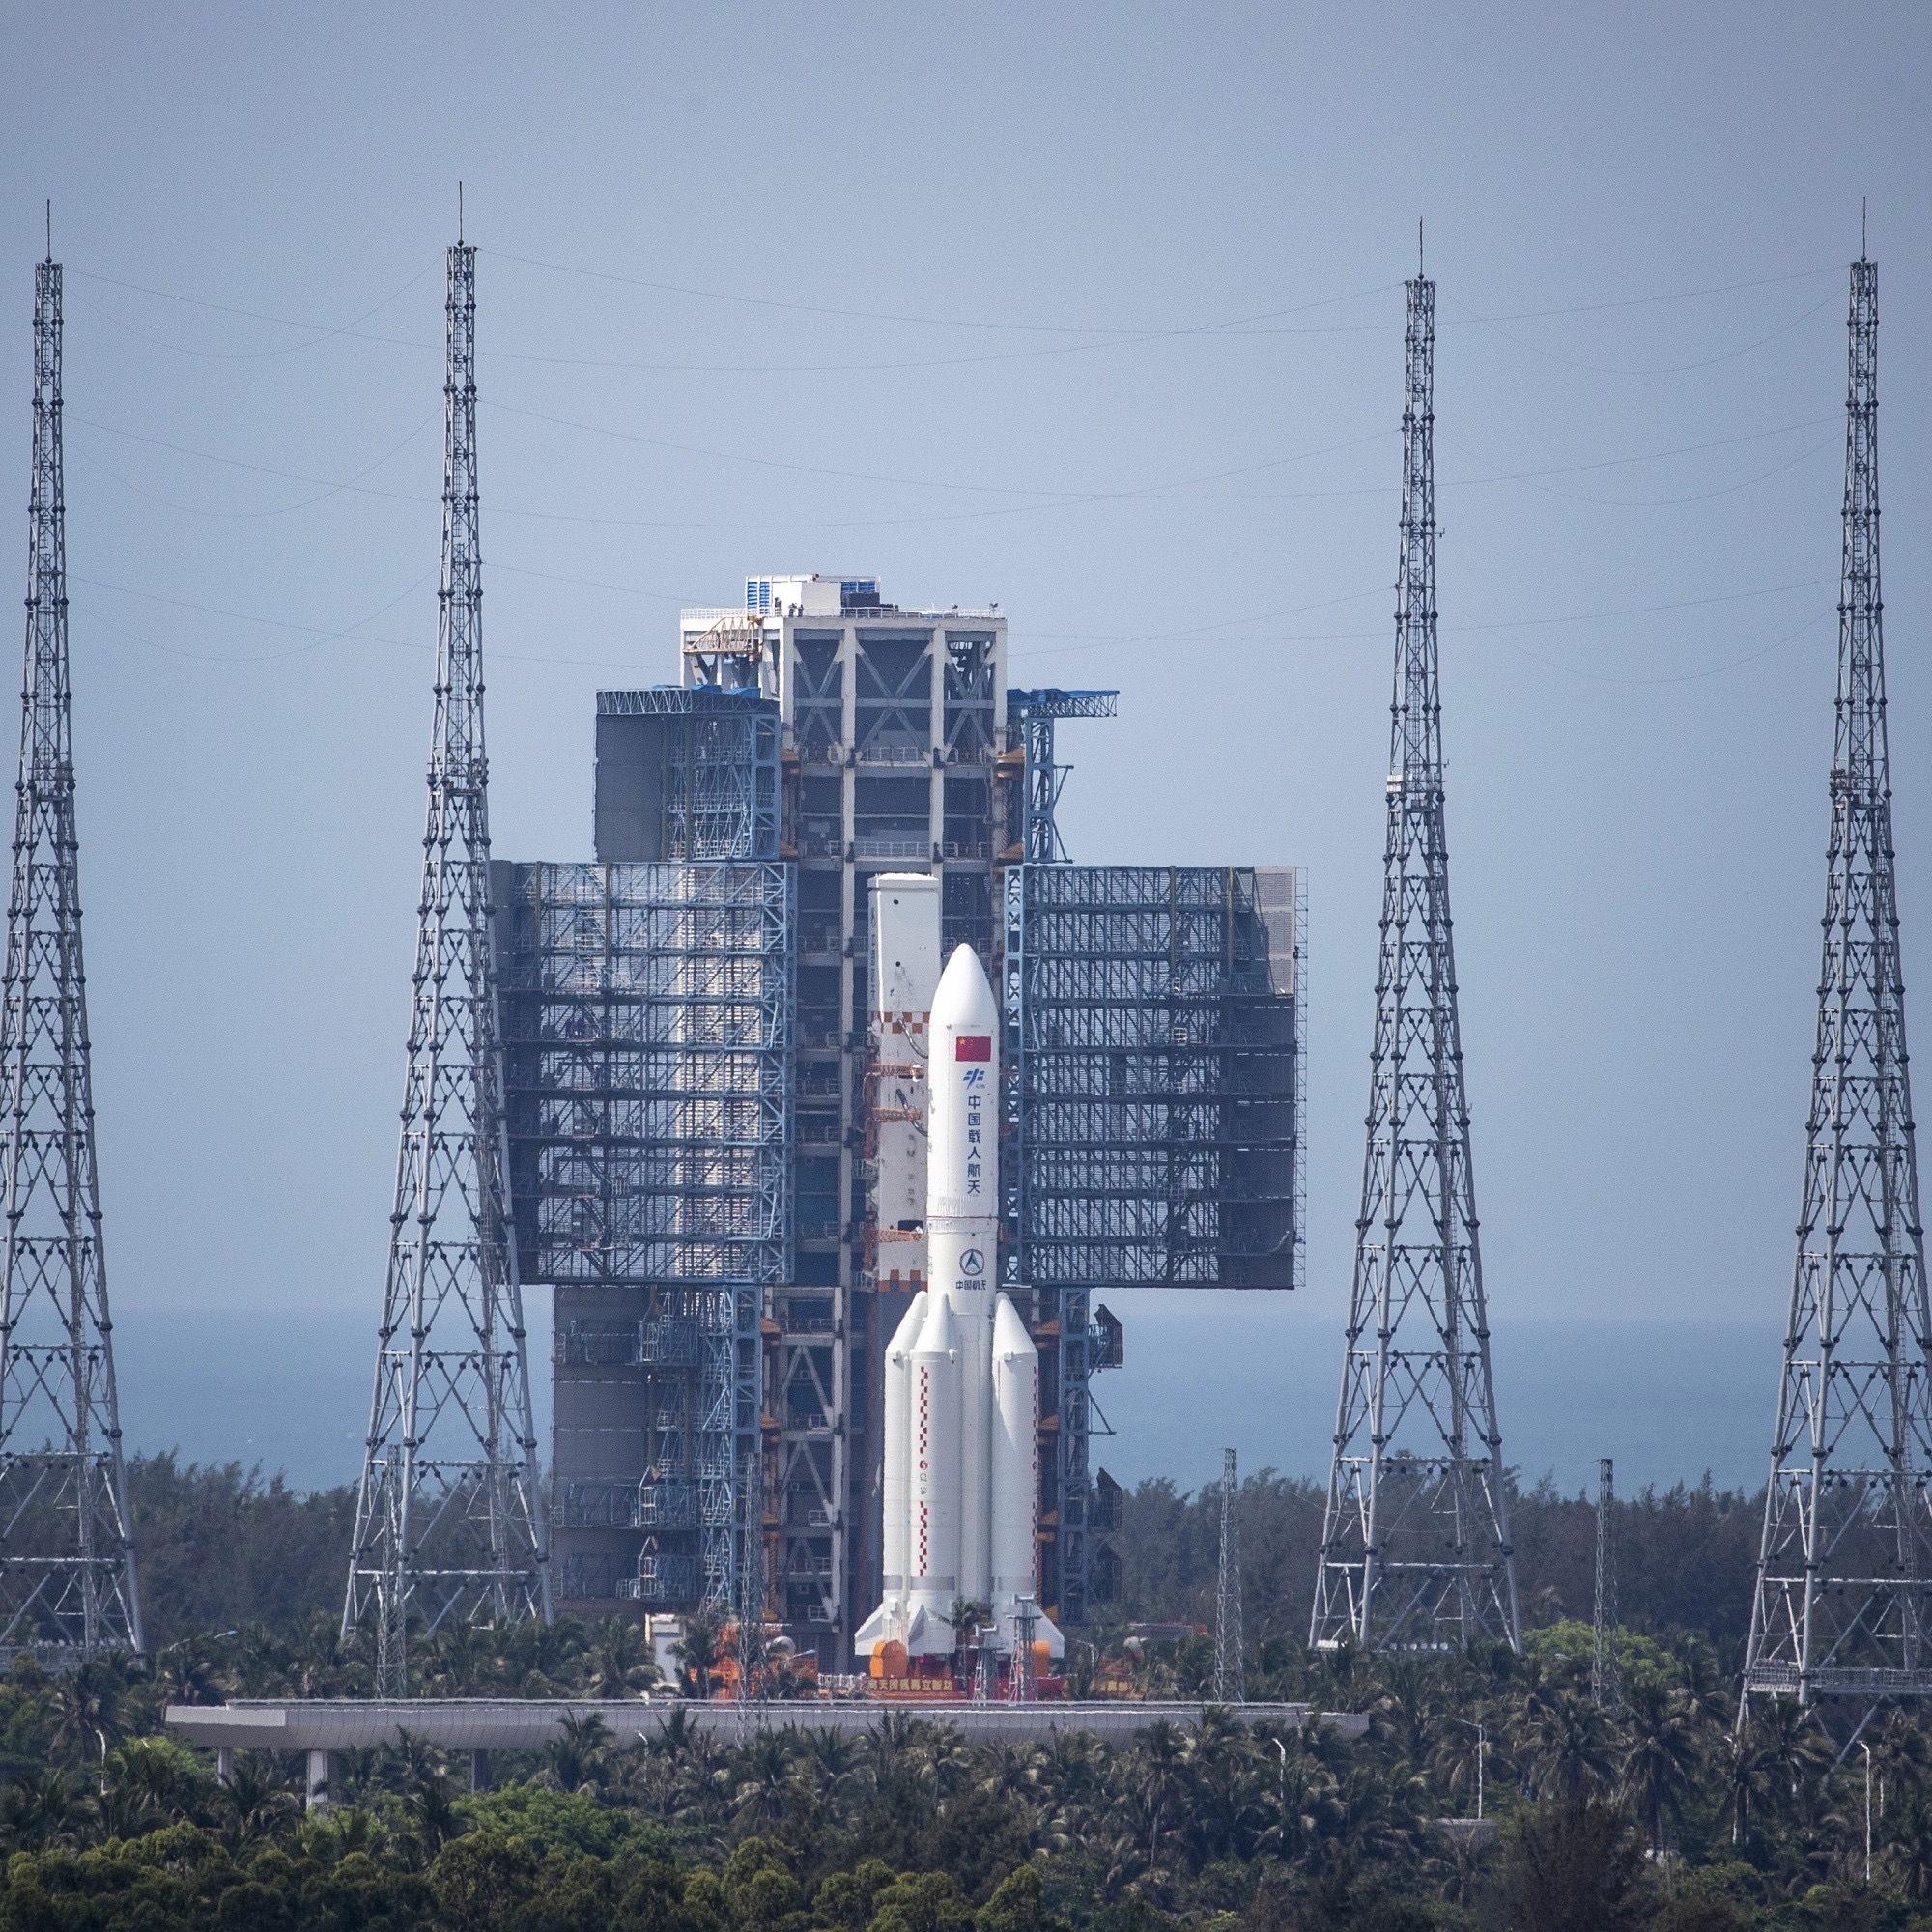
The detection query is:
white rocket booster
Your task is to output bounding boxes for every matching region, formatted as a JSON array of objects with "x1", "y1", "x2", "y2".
[{"x1": 858, "y1": 944, "x2": 1063, "y2": 1662}]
